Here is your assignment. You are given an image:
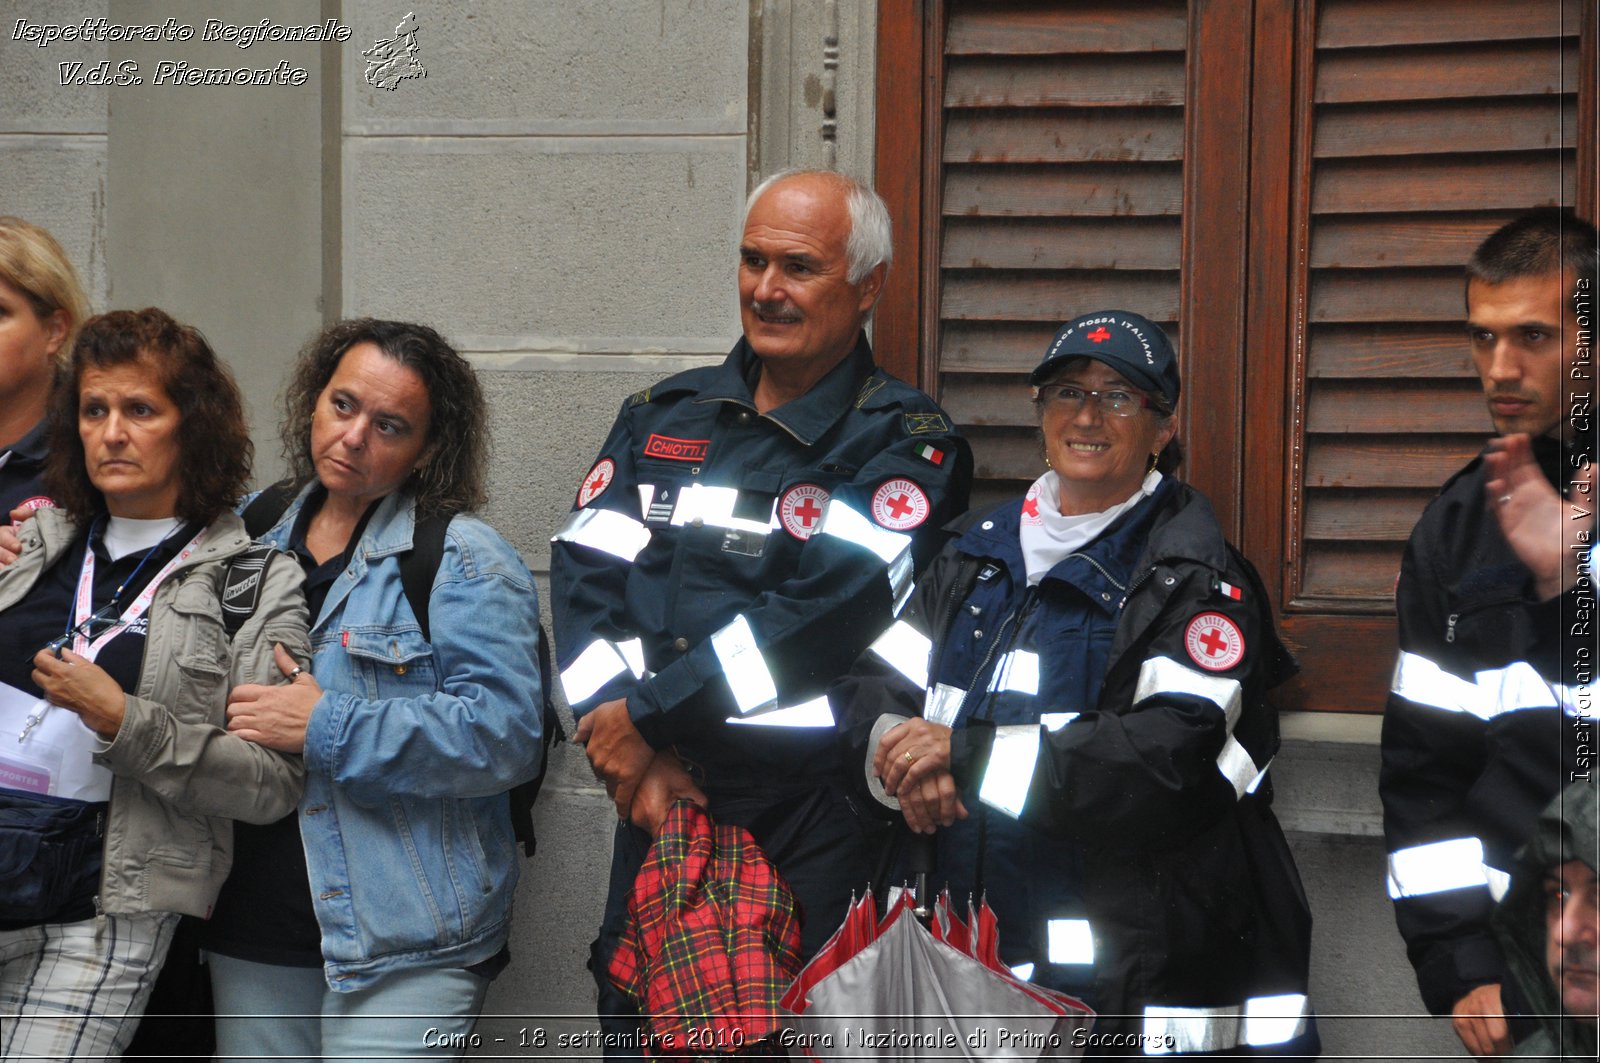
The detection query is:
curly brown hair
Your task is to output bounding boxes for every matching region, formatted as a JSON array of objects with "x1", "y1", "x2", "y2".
[
  {"x1": 46, "y1": 308, "x2": 252, "y2": 525},
  {"x1": 280, "y1": 319, "x2": 487, "y2": 516}
]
